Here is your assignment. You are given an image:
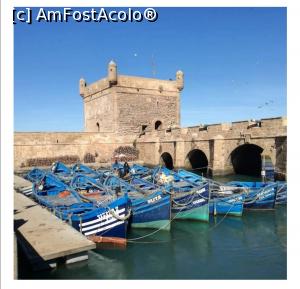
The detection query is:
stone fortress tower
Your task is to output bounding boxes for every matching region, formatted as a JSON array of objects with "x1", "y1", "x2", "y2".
[{"x1": 79, "y1": 61, "x2": 184, "y2": 134}]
